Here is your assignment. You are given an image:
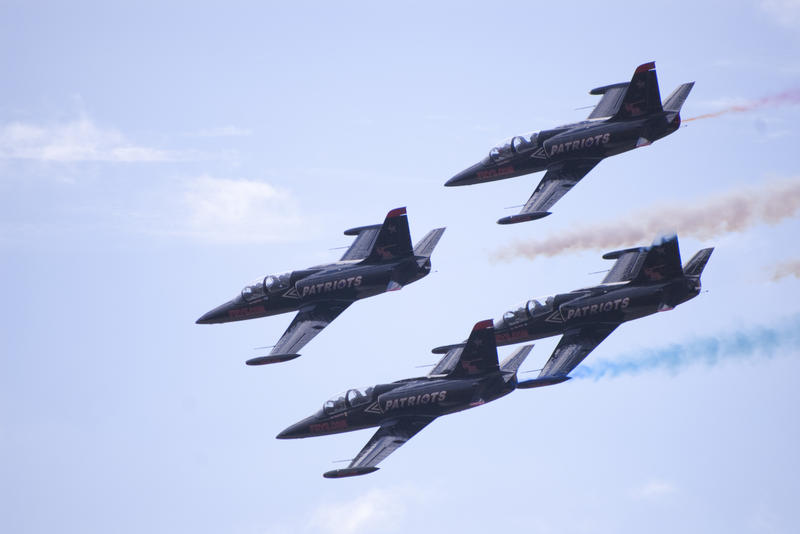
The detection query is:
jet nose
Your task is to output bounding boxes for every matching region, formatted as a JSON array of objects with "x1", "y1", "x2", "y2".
[
  {"x1": 276, "y1": 419, "x2": 312, "y2": 439},
  {"x1": 445, "y1": 161, "x2": 485, "y2": 187},
  {"x1": 195, "y1": 299, "x2": 236, "y2": 324}
]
